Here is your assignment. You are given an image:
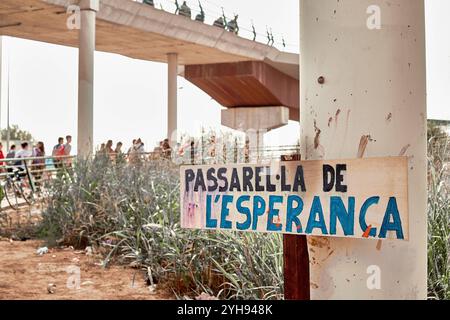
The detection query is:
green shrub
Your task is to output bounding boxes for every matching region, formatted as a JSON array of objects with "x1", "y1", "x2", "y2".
[
  {"x1": 427, "y1": 123, "x2": 450, "y2": 300},
  {"x1": 39, "y1": 155, "x2": 283, "y2": 299},
  {"x1": 38, "y1": 124, "x2": 450, "y2": 299}
]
